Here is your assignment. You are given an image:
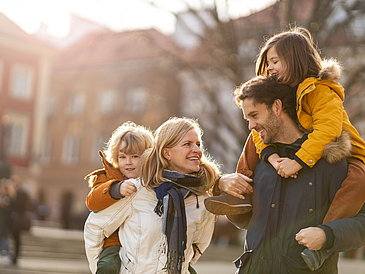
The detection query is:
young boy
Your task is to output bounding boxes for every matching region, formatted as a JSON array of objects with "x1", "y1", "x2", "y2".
[{"x1": 84, "y1": 122, "x2": 153, "y2": 274}]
